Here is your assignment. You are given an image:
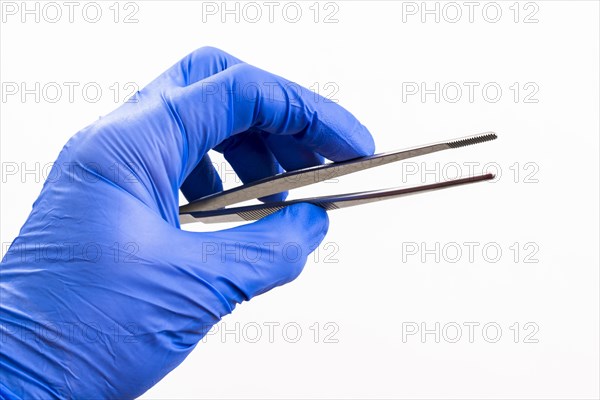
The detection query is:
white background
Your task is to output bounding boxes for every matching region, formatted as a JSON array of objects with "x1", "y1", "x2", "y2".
[{"x1": 1, "y1": 1, "x2": 599, "y2": 399}]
